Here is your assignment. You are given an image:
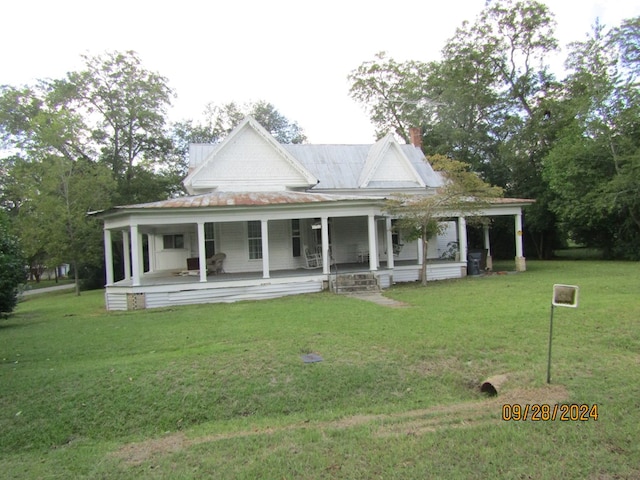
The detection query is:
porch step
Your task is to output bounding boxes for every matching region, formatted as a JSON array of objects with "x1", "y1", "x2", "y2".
[{"x1": 332, "y1": 273, "x2": 380, "y2": 294}]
